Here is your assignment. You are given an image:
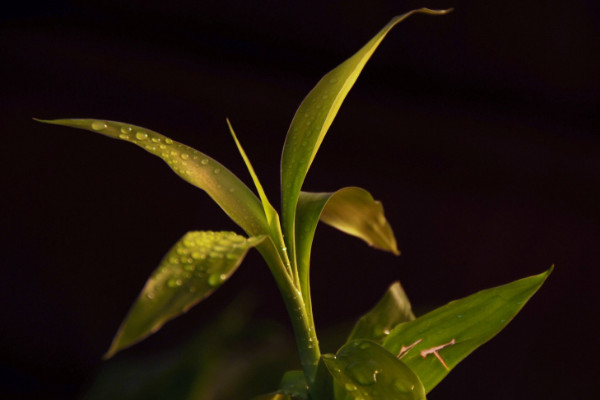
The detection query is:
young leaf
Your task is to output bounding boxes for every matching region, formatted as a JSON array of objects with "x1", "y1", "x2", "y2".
[
  {"x1": 35, "y1": 118, "x2": 269, "y2": 237},
  {"x1": 280, "y1": 8, "x2": 451, "y2": 265},
  {"x1": 105, "y1": 231, "x2": 265, "y2": 358},
  {"x1": 322, "y1": 340, "x2": 426, "y2": 400},
  {"x1": 347, "y1": 281, "x2": 415, "y2": 343},
  {"x1": 382, "y1": 267, "x2": 553, "y2": 393},
  {"x1": 295, "y1": 187, "x2": 398, "y2": 306}
]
